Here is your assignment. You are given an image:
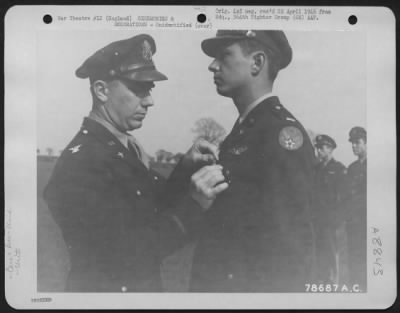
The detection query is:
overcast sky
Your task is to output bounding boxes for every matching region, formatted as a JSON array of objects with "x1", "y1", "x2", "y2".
[{"x1": 37, "y1": 30, "x2": 365, "y2": 166}]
